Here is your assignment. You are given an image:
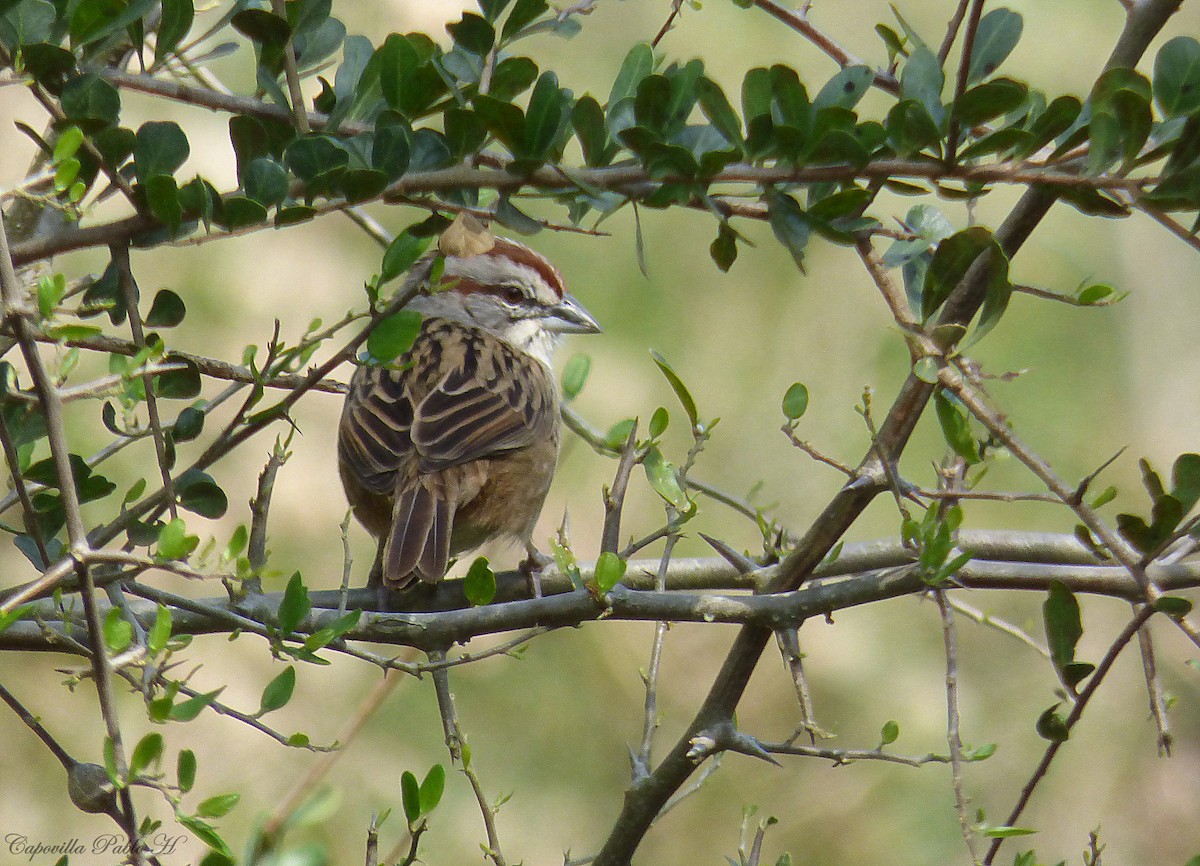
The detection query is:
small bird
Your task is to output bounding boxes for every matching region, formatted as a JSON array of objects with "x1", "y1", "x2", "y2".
[{"x1": 337, "y1": 231, "x2": 600, "y2": 592}]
